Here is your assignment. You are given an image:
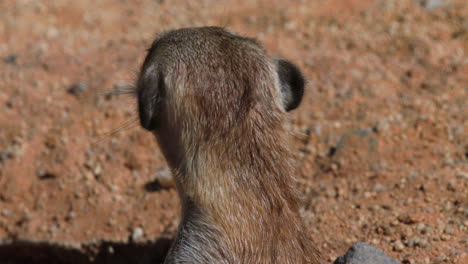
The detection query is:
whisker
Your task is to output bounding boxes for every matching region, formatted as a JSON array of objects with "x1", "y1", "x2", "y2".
[{"x1": 92, "y1": 118, "x2": 140, "y2": 145}]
